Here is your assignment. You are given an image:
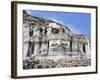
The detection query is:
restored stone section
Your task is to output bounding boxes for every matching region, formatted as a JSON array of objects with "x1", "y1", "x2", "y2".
[{"x1": 23, "y1": 10, "x2": 91, "y2": 61}]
